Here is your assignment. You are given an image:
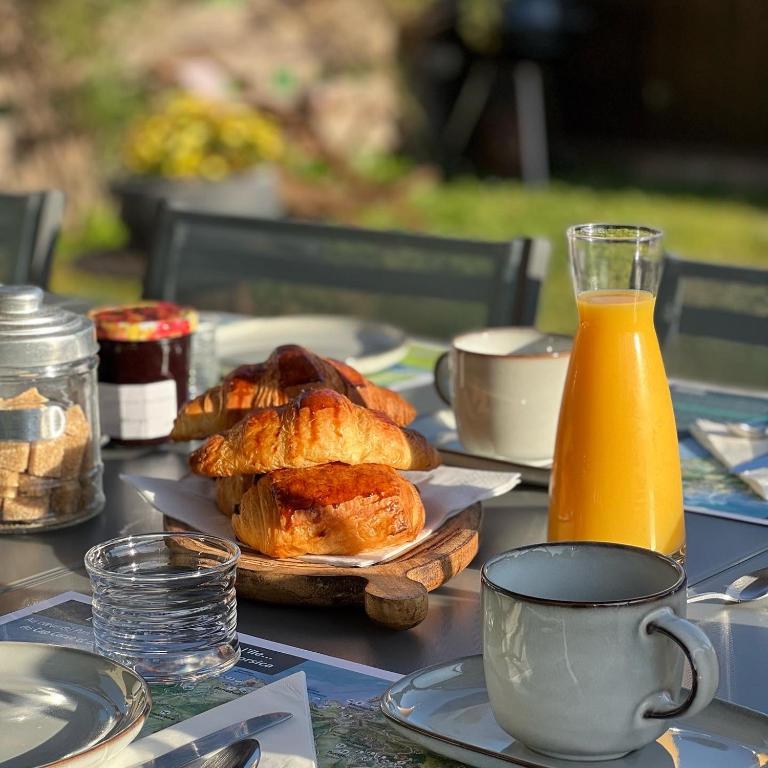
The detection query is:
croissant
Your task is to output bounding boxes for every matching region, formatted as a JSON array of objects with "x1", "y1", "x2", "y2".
[
  {"x1": 189, "y1": 389, "x2": 440, "y2": 477},
  {"x1": 233, "y1": 463, "x2": 425, "y2": 557},
  {"x1": 171, "y1": 344, "x2": 415, "y2": 440},
  {"x1": 214, "y1": 474, "x2": 257, "y2": 517}
]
